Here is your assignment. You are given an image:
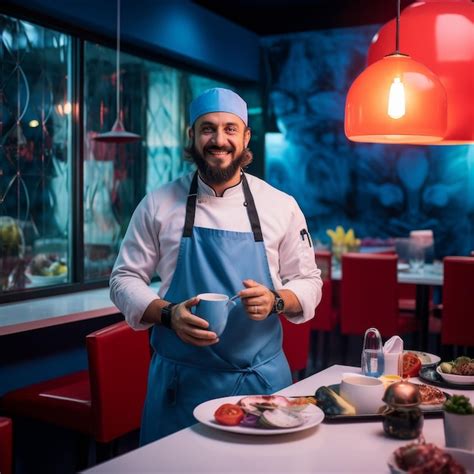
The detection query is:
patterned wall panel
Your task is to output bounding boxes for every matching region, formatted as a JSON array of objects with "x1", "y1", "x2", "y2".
[{"x1": 262, "y1": 28, "x2": 474, "y2": 258}]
